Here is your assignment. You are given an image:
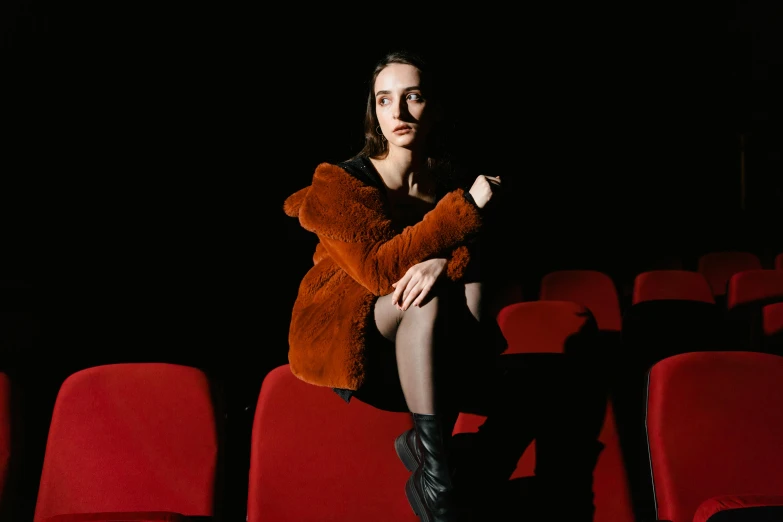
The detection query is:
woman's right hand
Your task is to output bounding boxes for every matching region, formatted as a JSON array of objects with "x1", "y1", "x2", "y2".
[
  {"x1": 469, "y1": 175, "x2": 501, "y2": 209},
  {"x1": 391, "y1": 258, "x2": 448, "y2": 311}
]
